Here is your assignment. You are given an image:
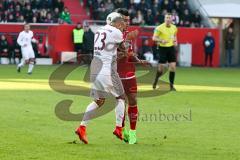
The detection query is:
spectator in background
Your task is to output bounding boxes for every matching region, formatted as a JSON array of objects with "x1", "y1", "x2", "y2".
[
  {"x1": 180, "y1": 0, "x2": 189, "y2": 12},
  {"x1": 97, "y1": 2, "x2": 107, "y2": 20},
  {"x1": 114, "y1": 0, "x2": 125, "y2": 8},
  {"x1": 128, "y1": 2, "x2": 137, "y2": 20},
  {"x1": 182, "y1": 9, "x2": 191, "y2": 24},
  {"x1": 14, "y1": 5, "x2": 22, "y2": 21},
  {"x1": 137, "y1": 0, "x2": 149, "y2": 15},
  {"x1": 161, "y1": 0, "x2": 170, "y2": 12},
  {"x1": 10, "y1": 36, "x2": 22, "y2": 64},
  {"x1": 151, "y1": 0, "x2": 159, "y2": 16},
  {"x1": 184, "y1": 21, "x2": 191, "y2": 27},
  {"x1": 52, "y1": 7, "x2": 60, "y2": 23},
  {"x1": 38, "y1": 9, "x2": 47, "y2": 23},
  {"x1": 60, "y1": 7, "x2": 71, "y2": 24},
  {"x1": 191, "y1": 11, "x2": 201, "y2": 27},
  {"x1": 82, "y1": 23, "x2": 94, "y2": 65},
  {"x1": 72, "y1": 23, "x2": 84, "y2": 63},
  {"x1": 23, "y1": 4, "x2": 33, "y2": 22},
  {"x1": 37, "y1": 37, "x2": 48, "y2": 57},
  {"x1": 32, "y1": 16, "x2": 38, "y2": 23},
  {"x1": 17, "y1": 15, "x2": 25, "y2": 23},
  {"x1": 53, "y1": 0, "x2": 65, "y2": 12},
  {"x1": 178, "y1": 19, "x2": 184, "y2": 27},
  {"x1": 4, "y1": 0, "x2": 15, "y2": 12},
  {"x1": 91, "y1": 1, "x2": 101, "y2": 20},
  {"x1": 225, "y1": 27, "x2": 235, "y2": 67},
  {"x1": 7, "y1": 14, "x2": 15, "y2": 22},
  {"x1": 171, "y1": 9, "x2": 179, "y2": 25},
  {"x1": 105, "y1": 0, "x2": 114, "y2": 14},
  {"x1": 44, "y1": 12, "x2": 54, "y2": 23},
  {"x1": 2, "y1": 10, "x2": 9, "y2": 22},
  {"x1": 203, "y1": 32, "x2": 215, "y2": 67},
  {"x1": 31, "y1": 0, "x2": 38, "y2": 10},
  {"x1": 155, "y1": 9, "x2": 167, "y2": 25},
  {"x1": 168, "y1": 0, "x2": 175, "y2": 11},
  {"x1": 190, "y1": 22, "x2": 196, "y2": 28},
  {"x1": 145, "y1": 9, "x2": 154, "y2": 25},
  {"x1": 0, "y1": 35, "x2": 10, "y2": 64},
  {"x1": 174, "y1": 0, "x2": 182, "y2": 16},
  {"x1": 132, "y1": 10, "x2": 144, "y2": 25}
]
